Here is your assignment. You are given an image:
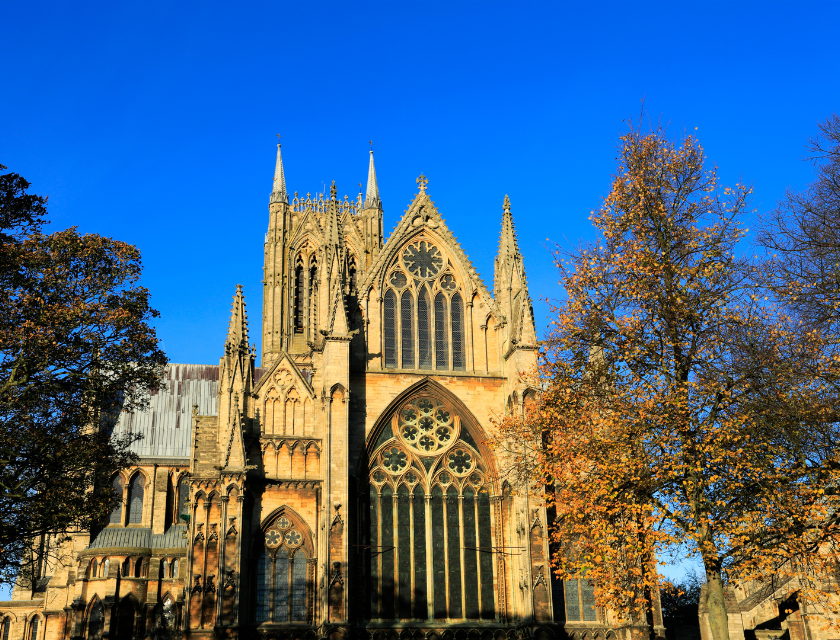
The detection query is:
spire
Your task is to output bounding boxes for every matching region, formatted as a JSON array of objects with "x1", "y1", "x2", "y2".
[
  {"x1": 364, "y1": 150, "x2": 380, "y2": 208},
  {"x1": 226, "y1": 284, "x2": 250, "y2": 353},
  {"x1": 270, "y1": 144, "x2": 287, "y2": 204},
  {"x1": 326, "y1": 183, "x2": 341, "y2": 247},
  {"x1": 499, "y1": 194, "x2": 521, "y2": 258}
]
